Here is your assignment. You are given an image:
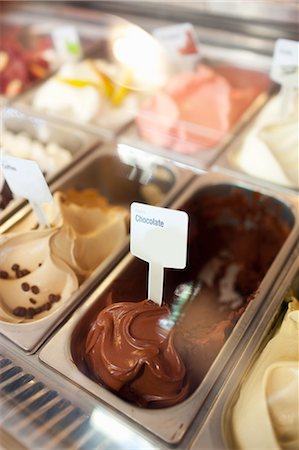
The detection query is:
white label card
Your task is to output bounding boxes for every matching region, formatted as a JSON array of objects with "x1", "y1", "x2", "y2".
[
  {"x1": 52, "y1": 26, "x2": 82, "y2": 61},
  {"x1": 1, "y1": 155, "x2": 53, "y2": 225},
  {"x1": 153, "y1": 23, "x2": 199, "y2": 55},
  {"x1": 271, "y1": 39, "x2": 299, "y2": 87},
  {"x1": 130, "y1": 202, "x2": 189, "y2": 306},
  {"x1": 153, "y1": 23, "x2": 200, "y2": 71}
]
